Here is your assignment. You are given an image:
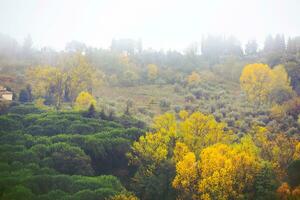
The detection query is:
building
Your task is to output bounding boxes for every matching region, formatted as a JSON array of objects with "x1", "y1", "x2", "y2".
[{"x1": 0, "y1": 86, "x2": 13, "y2": 101}]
